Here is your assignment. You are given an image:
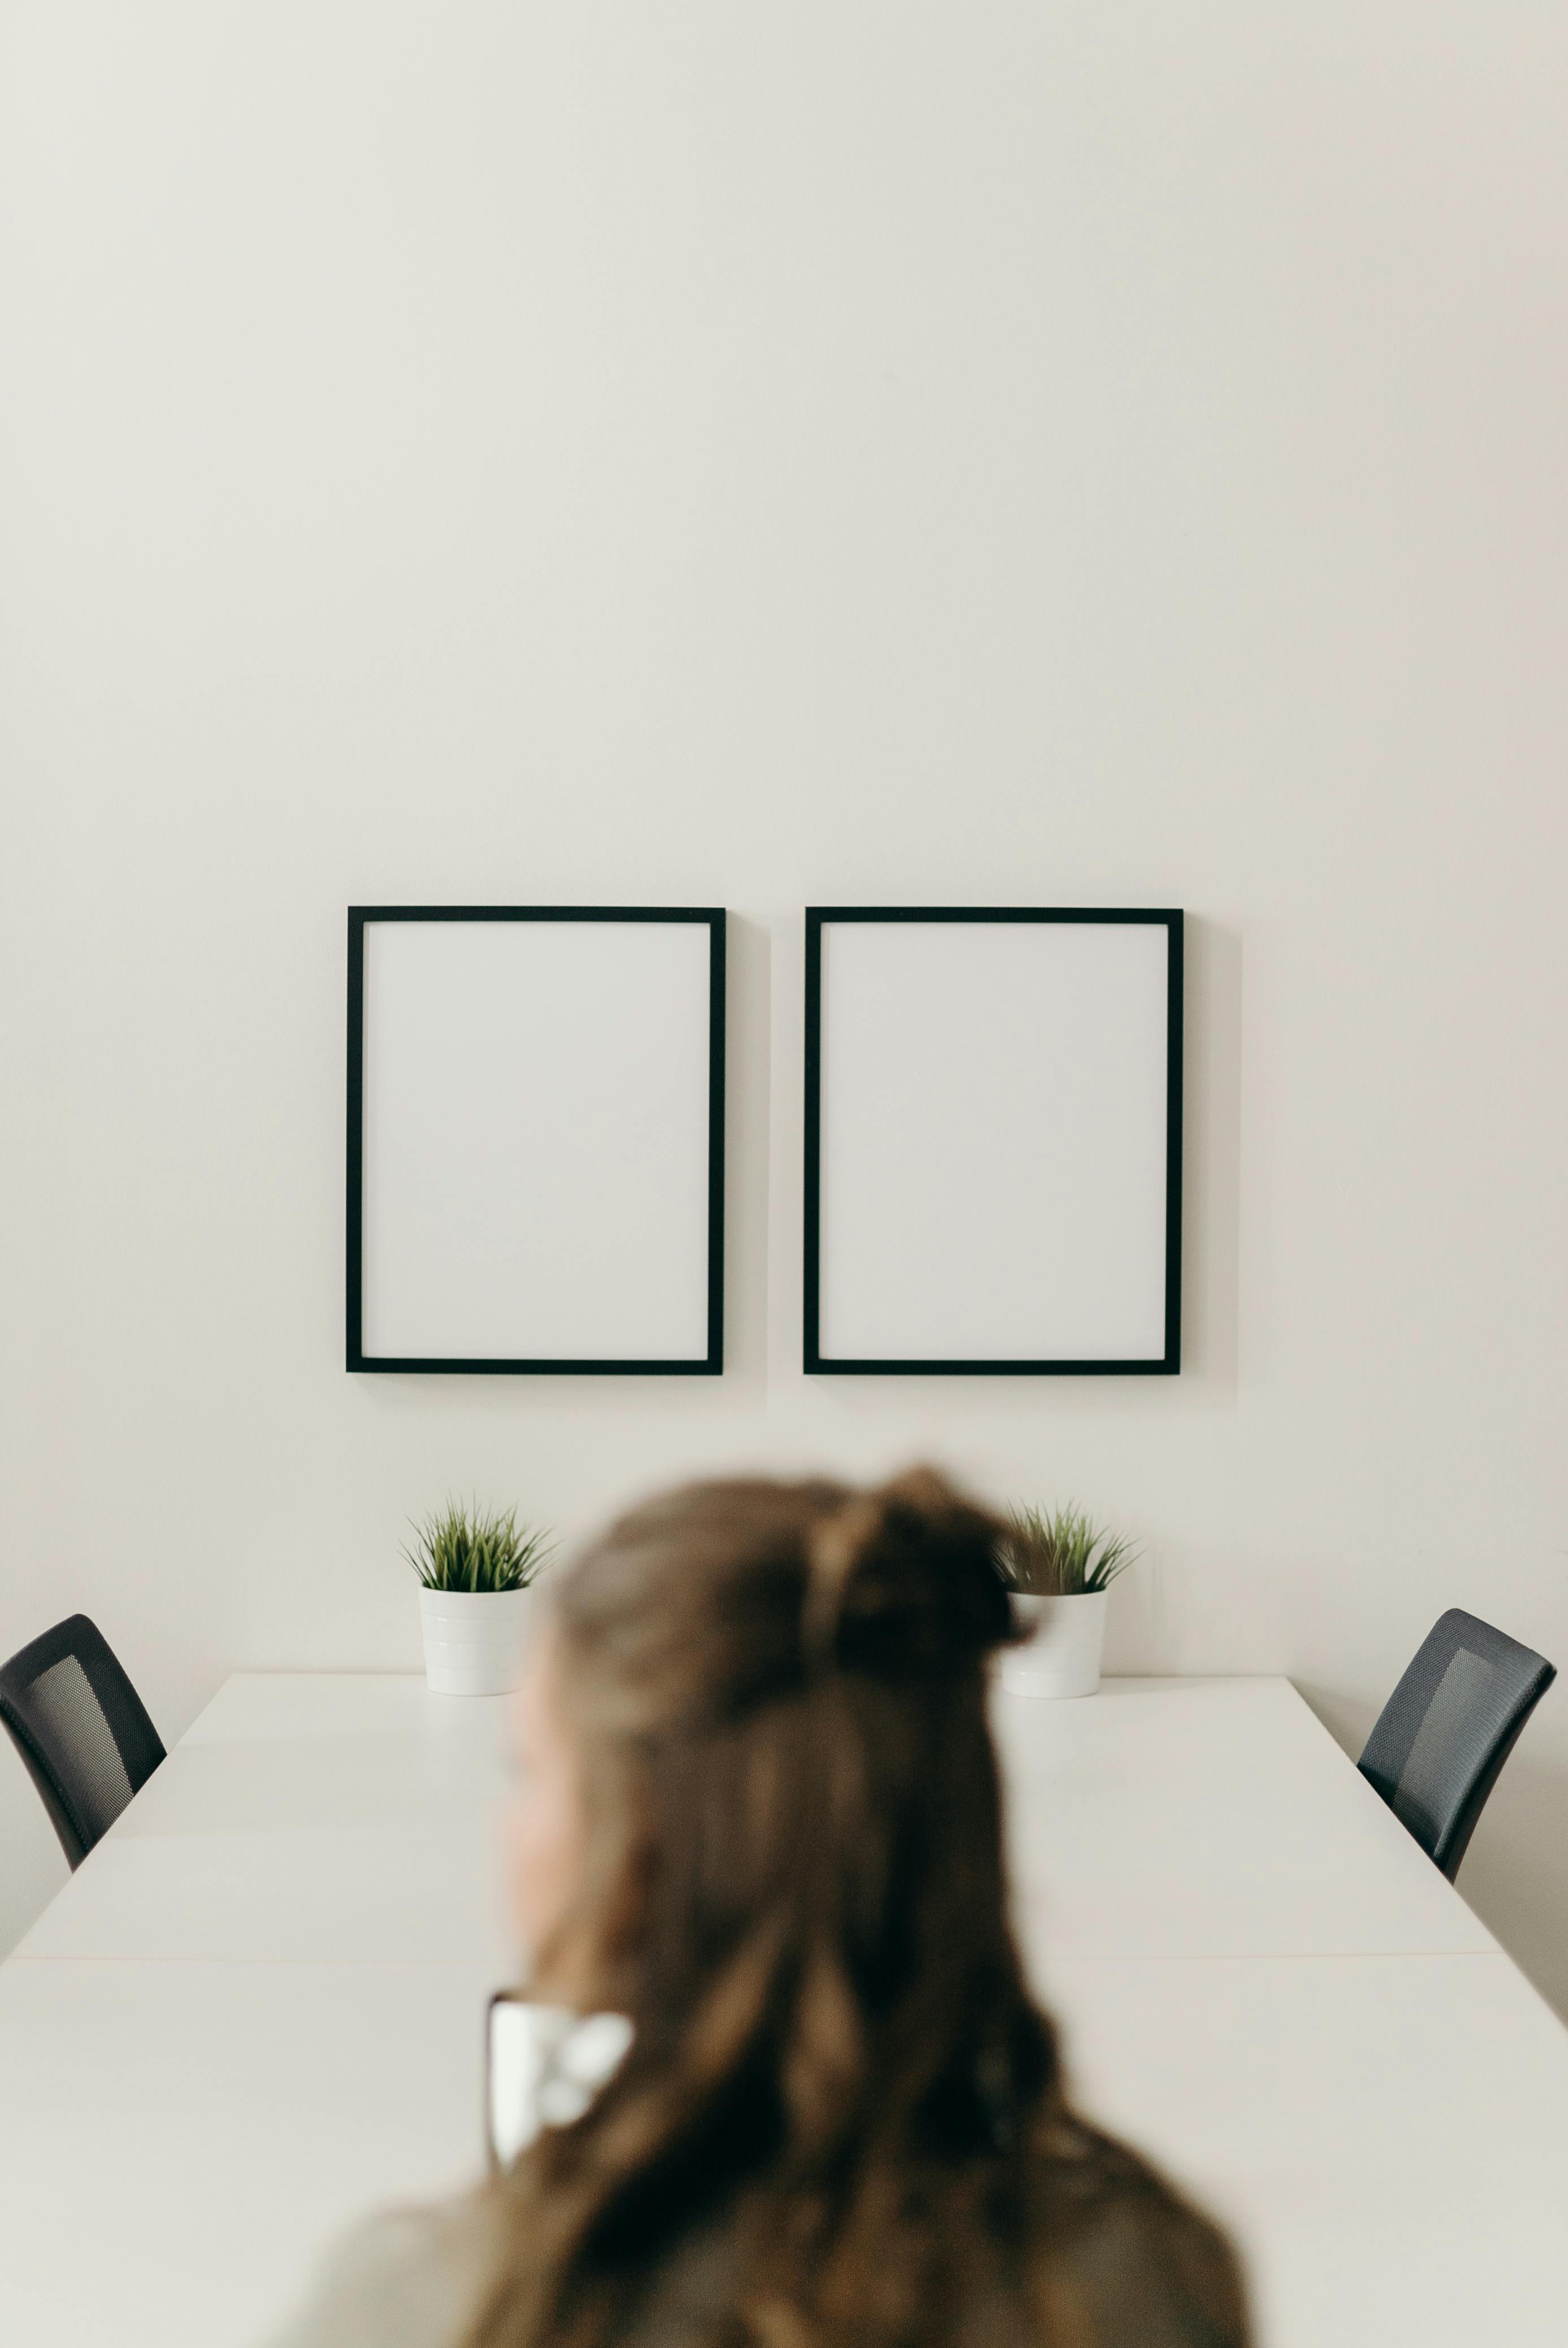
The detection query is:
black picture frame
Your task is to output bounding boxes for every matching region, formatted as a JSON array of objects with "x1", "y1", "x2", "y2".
[
  {"x1": 347, "y1": 906, "x2": 726, "y2": 1374},
  {"x1": 803, "y1": 906, "x2": 1183, "y2": 1376}
]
